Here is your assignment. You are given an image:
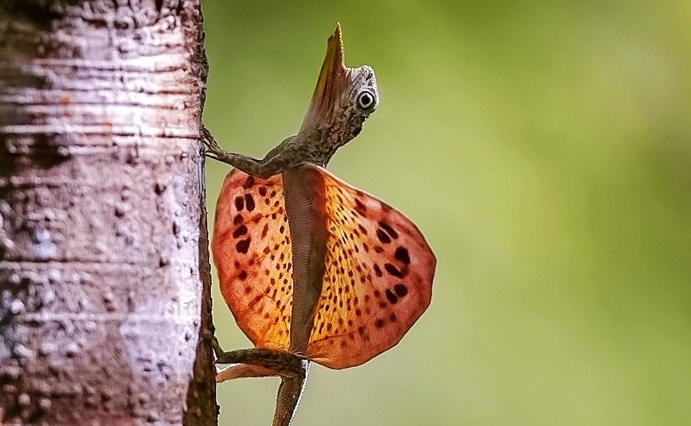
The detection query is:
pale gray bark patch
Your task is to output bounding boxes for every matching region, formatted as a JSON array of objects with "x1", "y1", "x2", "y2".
[{"x1": 0, "y1": 1, "x2": 216, "y2": 425}]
